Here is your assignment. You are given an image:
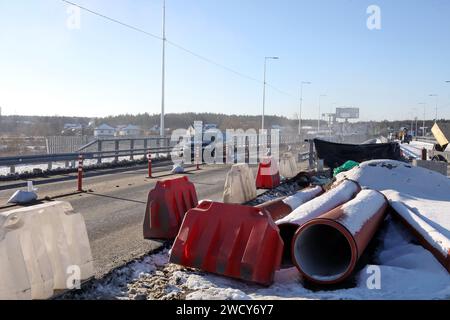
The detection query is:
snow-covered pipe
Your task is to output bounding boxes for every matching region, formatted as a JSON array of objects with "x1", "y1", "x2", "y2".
[
  {"x1": 276, "y1": 180, "x2": 361, "y2": 262},
  {"x1": 389, "y1": 201, "x2": 450, "y2": 274},
  {"x1": 256, "y1": 185, "x2": 325, "y2": 221},
  {"x1": 292, "y1": 189, "x2": 388, "y2": 284}
]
